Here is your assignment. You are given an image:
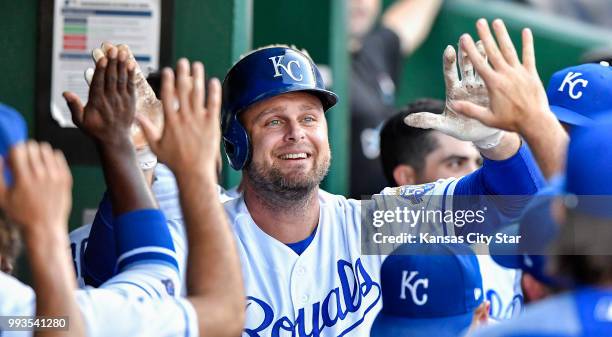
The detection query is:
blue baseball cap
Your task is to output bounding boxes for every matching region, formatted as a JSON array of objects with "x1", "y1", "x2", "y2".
[
  {"x1": 0, "y1": 103, "x2": 27, "y2": 185},
  {"x1": 547, "y1": 63, "x2": 612, "y2": 126},
  {"x1": 370, "y1": 243, "x2": 483, "y2": 337}
]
